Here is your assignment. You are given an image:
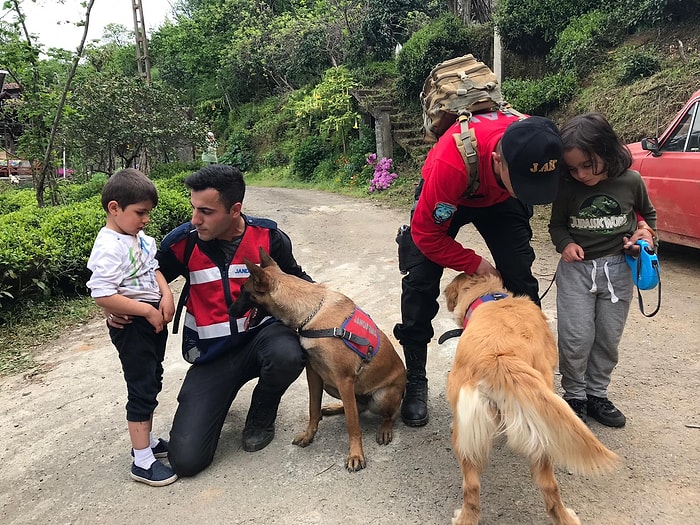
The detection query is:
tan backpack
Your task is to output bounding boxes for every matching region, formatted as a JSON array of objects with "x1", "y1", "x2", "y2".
[{"x1": 420, "y1": 54, "x2": 524, "y2": 196}]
